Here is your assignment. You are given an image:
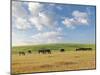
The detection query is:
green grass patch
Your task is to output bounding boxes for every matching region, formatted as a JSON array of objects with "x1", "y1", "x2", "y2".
[{"x1": 12, "y1": 43, "x2": 96, "y2": 54}]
